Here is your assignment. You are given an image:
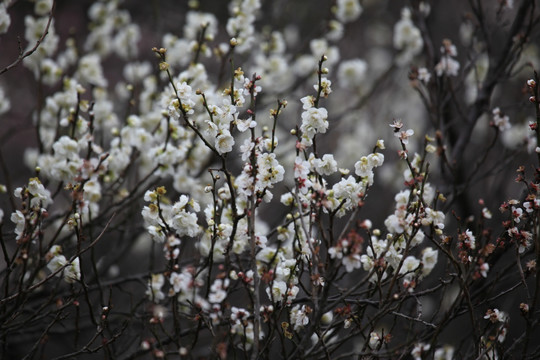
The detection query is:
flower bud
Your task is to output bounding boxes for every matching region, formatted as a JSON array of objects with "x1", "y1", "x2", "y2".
[{"x1": 159, "y1": 62, "x2": 169, "y2": 71}]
